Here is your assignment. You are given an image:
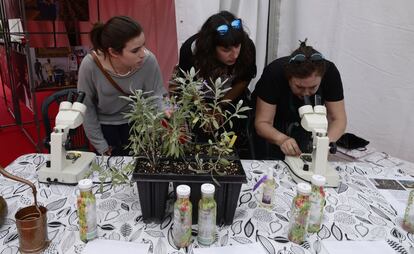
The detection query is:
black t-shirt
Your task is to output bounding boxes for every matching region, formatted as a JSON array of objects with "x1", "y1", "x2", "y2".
[
  {"x1": 253, "y1": 56, "x2": 344, "y2": 159},
  {"x1": 255, "y1": 56, "x2": 344, "y2": 127},
  {"x1": 178, "y1": 33, "x2": 257, "y2": 85}
]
